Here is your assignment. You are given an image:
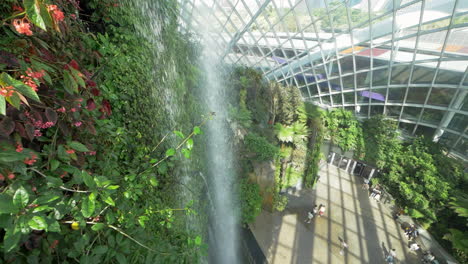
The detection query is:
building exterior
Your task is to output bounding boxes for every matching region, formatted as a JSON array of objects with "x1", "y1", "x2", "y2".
[{"x1": 179, "y1": 0, "x2": 468, "y2": 158}]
